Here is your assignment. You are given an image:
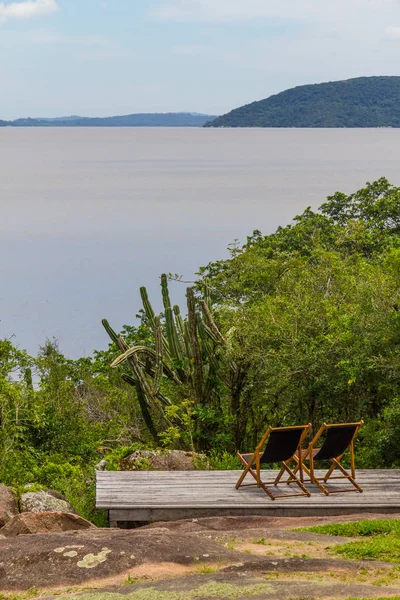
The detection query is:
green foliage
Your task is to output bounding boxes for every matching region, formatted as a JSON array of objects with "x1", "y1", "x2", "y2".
[
  {"x1": 206, "y1": 76, "x2": 400, "y2": 128},
  {"x1": 198, "y1": 178, "x2": 400, "y2": 455},
  {"x1": 0, "y1": 334, "x2": 151, "y2": 526},
  {"x1": 102, "y1": 444, "x2": 144, "y2": 471},
  {"x1": 207, "y1": 451, "x2": 242, "y2": 470}
]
